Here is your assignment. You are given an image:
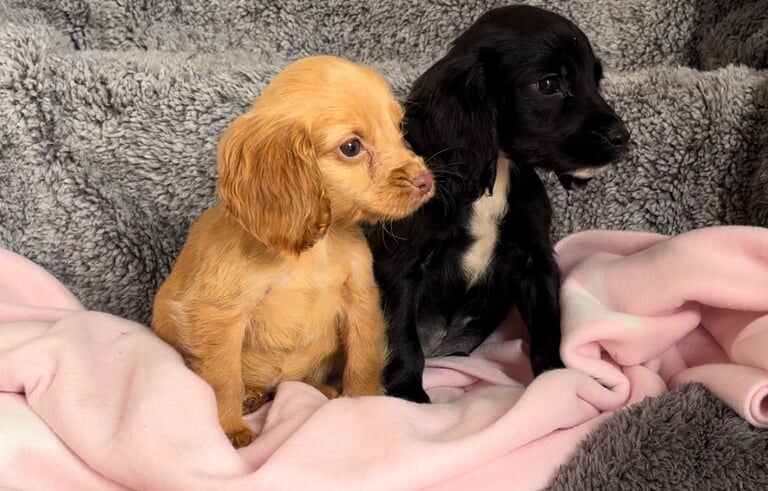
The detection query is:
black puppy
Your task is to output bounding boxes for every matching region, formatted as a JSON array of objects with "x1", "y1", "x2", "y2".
[{"x1": 368, "y1": 5, "x2": 630, "y2": 402}]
